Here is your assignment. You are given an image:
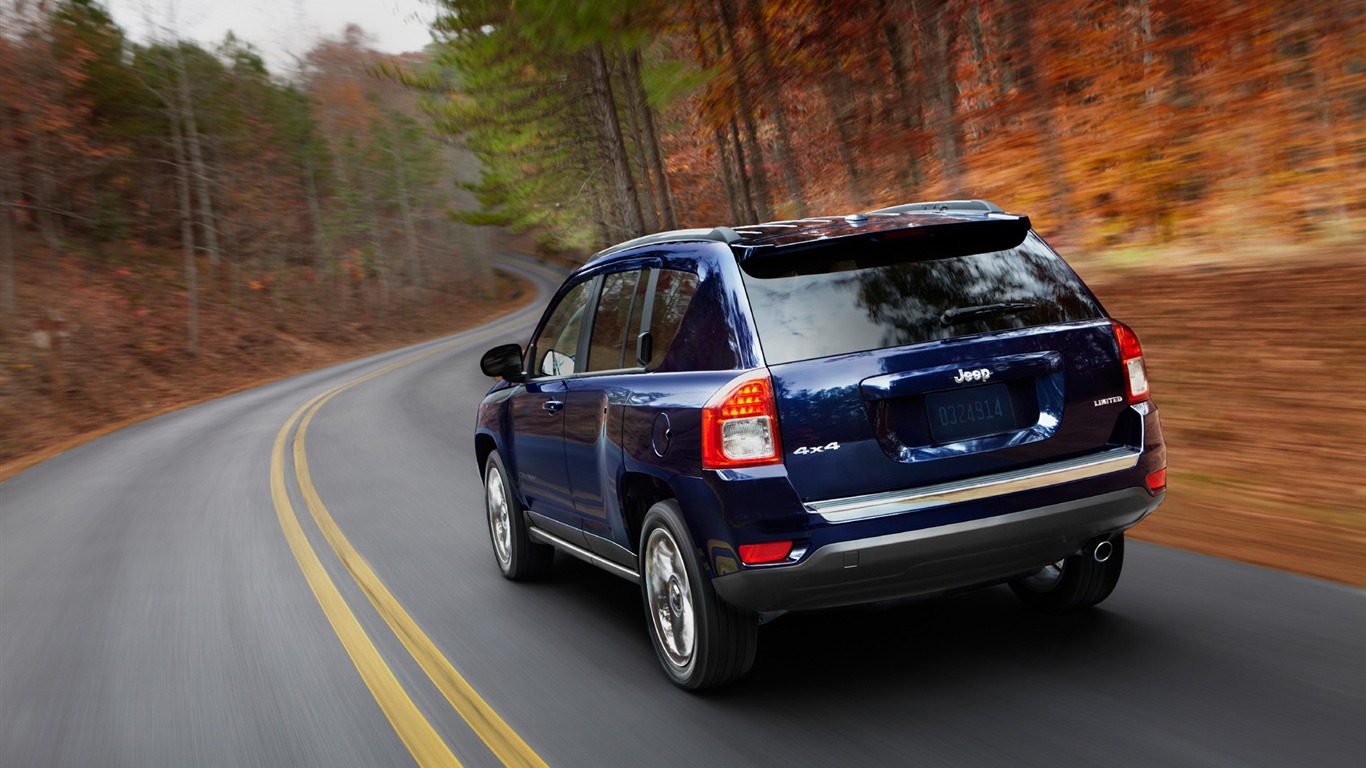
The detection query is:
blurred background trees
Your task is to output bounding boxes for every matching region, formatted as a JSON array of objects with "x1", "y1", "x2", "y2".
[
  {"x1": 1, "y1": 0, "x2": 1361, "y2": 349},
  {"x1": 0, "y1": 1, "x2": 481, "y2": 355},
  {"x1": 427, "y1": 0, "x2": 1363, "y2": 255}
]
